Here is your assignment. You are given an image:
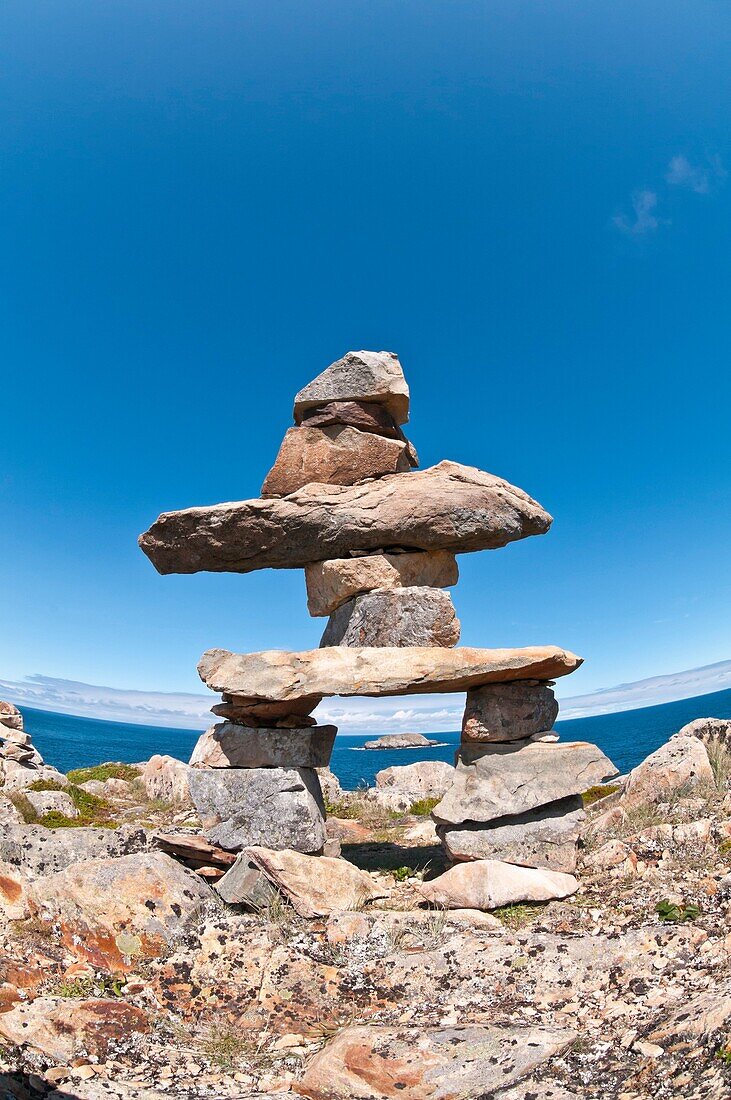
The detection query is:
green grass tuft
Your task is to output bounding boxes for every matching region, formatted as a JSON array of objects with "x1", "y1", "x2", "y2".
[
  {"x1": 66, "y1": 762, "x2": 138, "y2": 785},
  {"x1": 409, "y1": 796, "x2": 441, "y2": 816},
  {"x1": 582, "y1": 783, "x2": 621, "y2": 806}
]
